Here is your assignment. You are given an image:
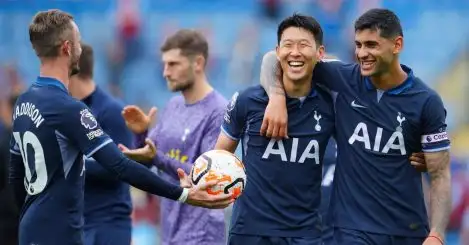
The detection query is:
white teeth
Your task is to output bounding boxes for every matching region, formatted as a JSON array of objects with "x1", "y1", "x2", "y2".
[
  {"x1": 361, "y1": 61, "x2": 374, "y2": 68},
  {"x1": 288, "y1": 61, "x2": 304, "y2": 67}
]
